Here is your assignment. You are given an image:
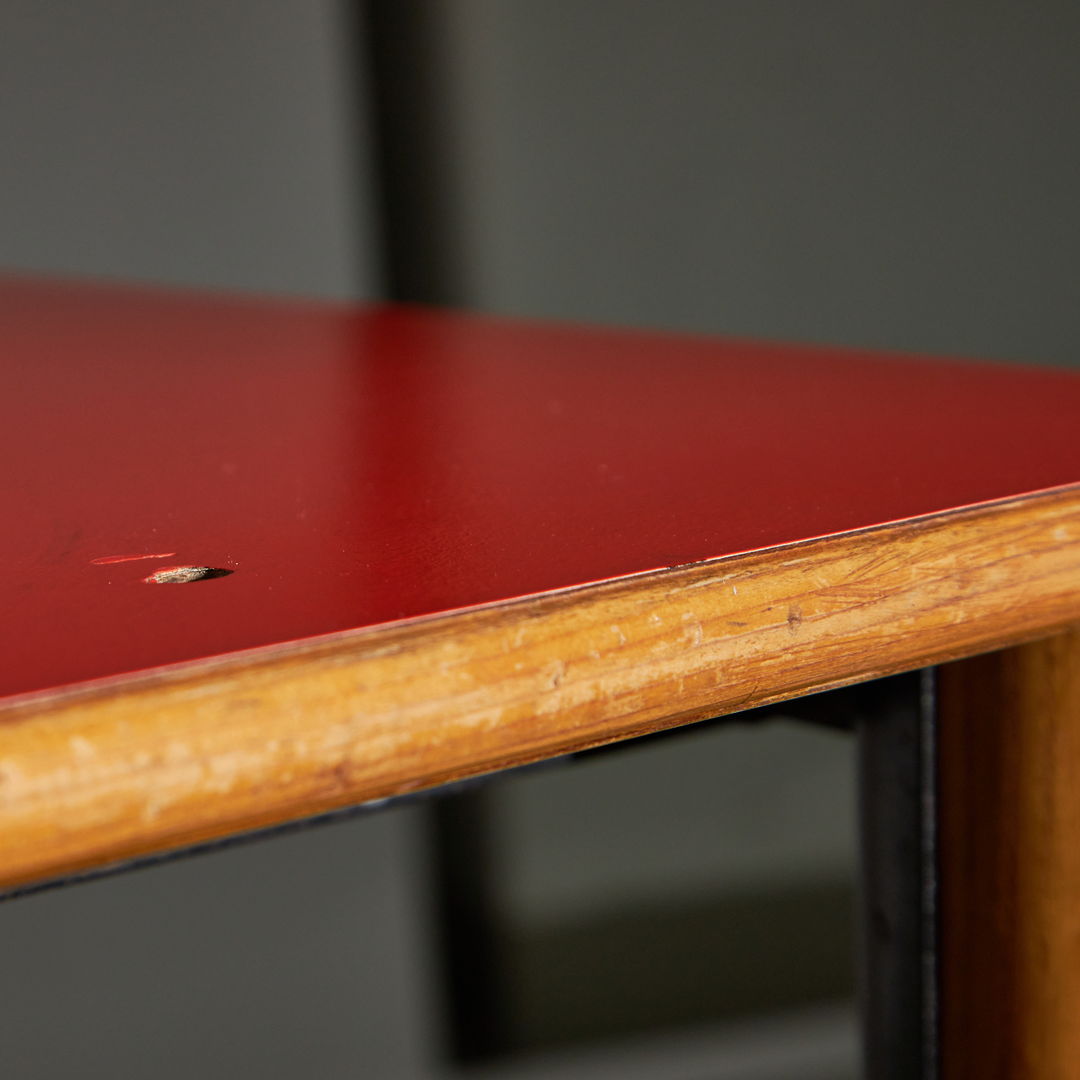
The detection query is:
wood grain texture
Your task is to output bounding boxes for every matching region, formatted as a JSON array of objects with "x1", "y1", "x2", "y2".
[
  {"x1": 2, "y1": 487, "x2": 1080, "y2": 891},
  {"x1": 939, "y1": 627, "x2": 1080, "y2": 1079}
]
